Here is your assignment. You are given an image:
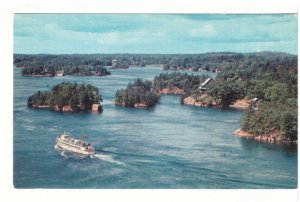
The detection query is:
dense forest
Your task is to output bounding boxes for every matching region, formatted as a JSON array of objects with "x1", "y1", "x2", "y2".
[
  {"x1": 151, "y1": 52, "x2": 297, "y2": 142},
  {"x1": 115, "y1": 79, "x2": 160, "y2": 107},
  {"x1": 212, "y1": 53, "x2": 297, "y2": 142},
  {"x1": 240, "y1": 79, "x2": 297, "y2": 142},
  {"x1": 27, "y1": 82, "x2": 103, "y2": 112},
  {"x1": 14, "y1": 52, "x2": 296, "y2": 73},
  {"x1": 21, "y1": 65, "x2": 111, "y2": 77}
]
